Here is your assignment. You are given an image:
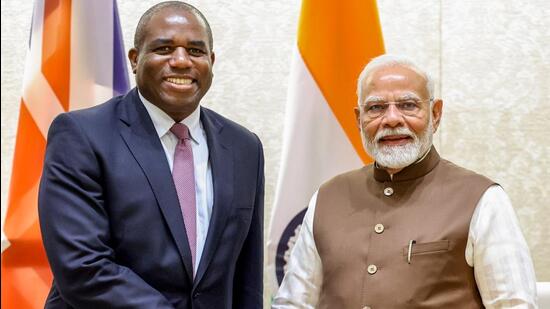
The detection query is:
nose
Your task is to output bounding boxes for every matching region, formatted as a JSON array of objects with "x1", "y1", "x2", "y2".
[
  {"x1": 380, "y1": 103, "x2": 405, "y2": 128},
  {"x1": 169, "y1": 47, "x2": 192, "y2": 68}
]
